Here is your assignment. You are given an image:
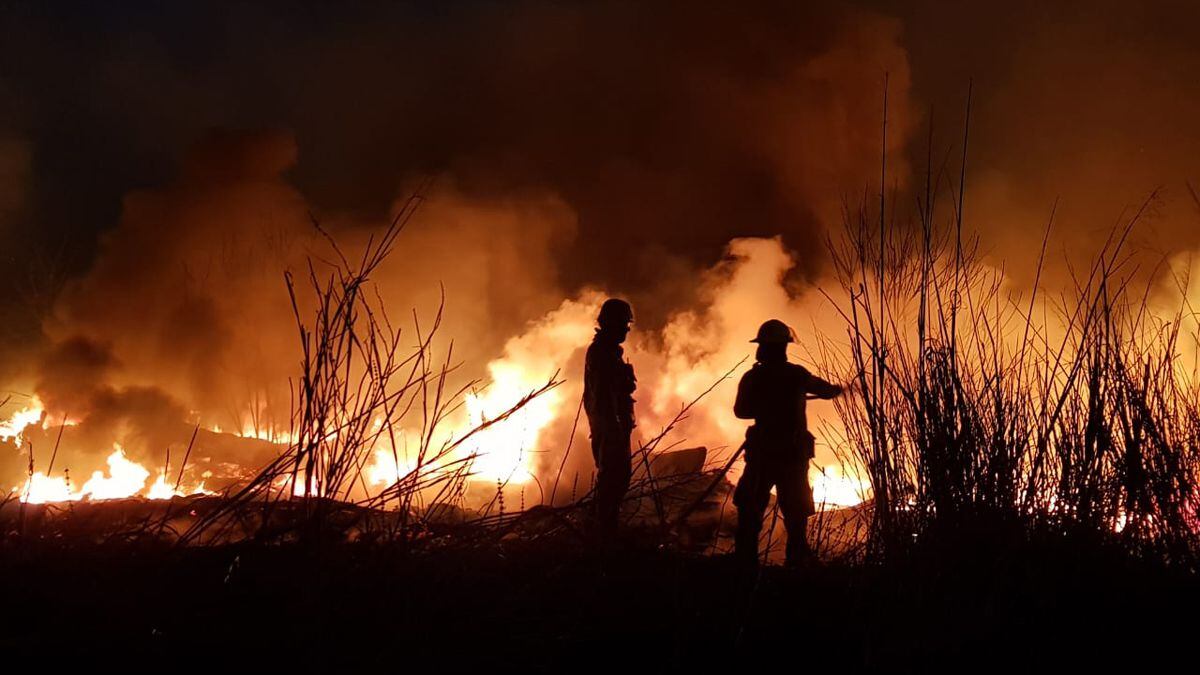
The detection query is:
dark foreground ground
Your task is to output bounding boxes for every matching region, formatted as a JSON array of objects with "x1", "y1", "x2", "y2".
[{"x1": 1, "y1": 525, "x2": 1196, "y2": 674}]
